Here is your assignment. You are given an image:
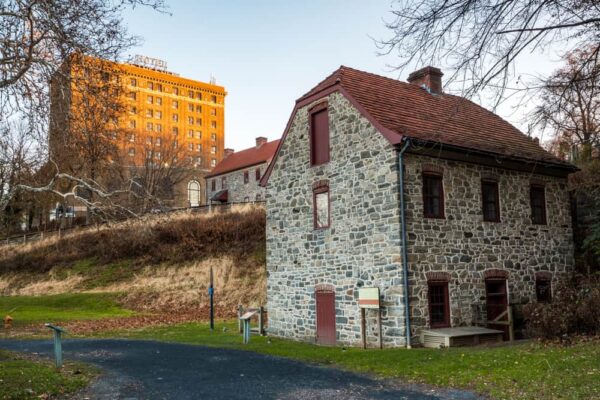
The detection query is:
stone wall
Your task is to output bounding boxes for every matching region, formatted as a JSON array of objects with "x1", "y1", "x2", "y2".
[
  {"x1": 266, "y1": 92, "x2": 406, "y2": 347},
  {"x1": 265, "y1": 91, "x2": 575, "y2": 347},
  {"x1": 403, "y1": 155, "x2": 574, "y2": 337},
  {"x1": 206, "y1": 162, "x2": 268, "y2": 204}
]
